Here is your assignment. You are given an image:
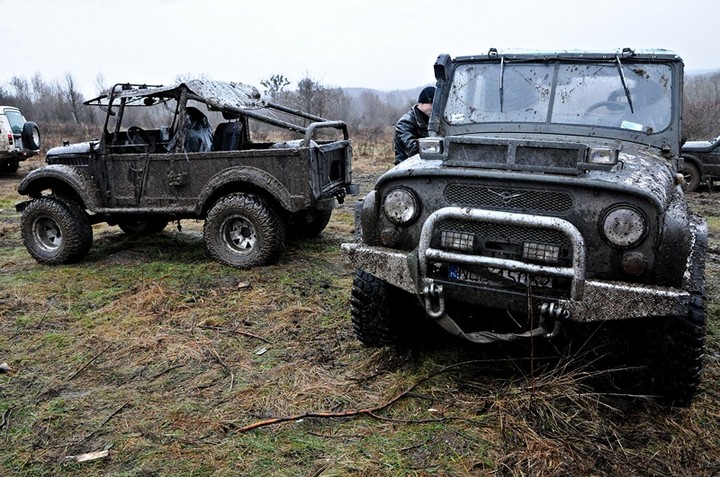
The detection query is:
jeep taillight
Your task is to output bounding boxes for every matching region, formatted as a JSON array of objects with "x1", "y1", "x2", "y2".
[{"x1": 7, "y1": 134, "x2": 12, "y2": 145}]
